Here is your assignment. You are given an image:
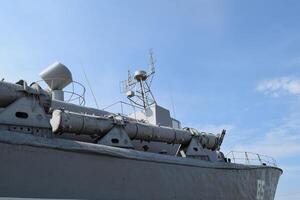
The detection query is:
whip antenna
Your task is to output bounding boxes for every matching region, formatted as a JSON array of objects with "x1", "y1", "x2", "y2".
[
  {"x1": 81, "y1": 63, "x2": 100, "y2": 109},
  {"x1": 169, "y1": 85, "x2": 176, "y2": 118}
]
